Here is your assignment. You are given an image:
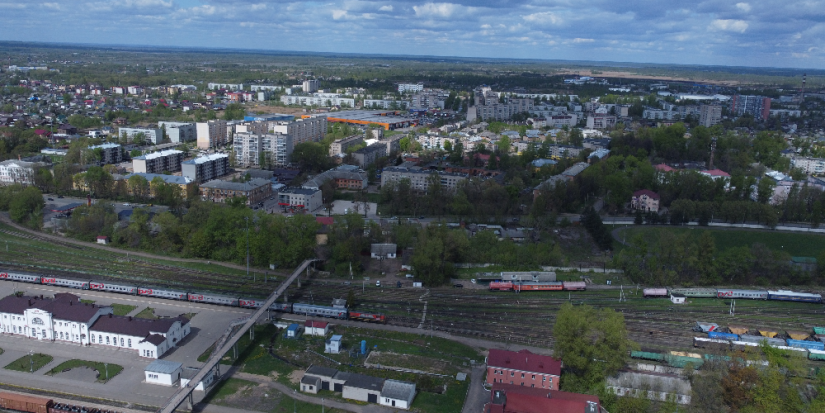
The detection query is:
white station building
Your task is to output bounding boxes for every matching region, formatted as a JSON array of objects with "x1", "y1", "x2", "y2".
[{"x1": 0, "y1": 293, "x2": 190, "y2": 359}]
